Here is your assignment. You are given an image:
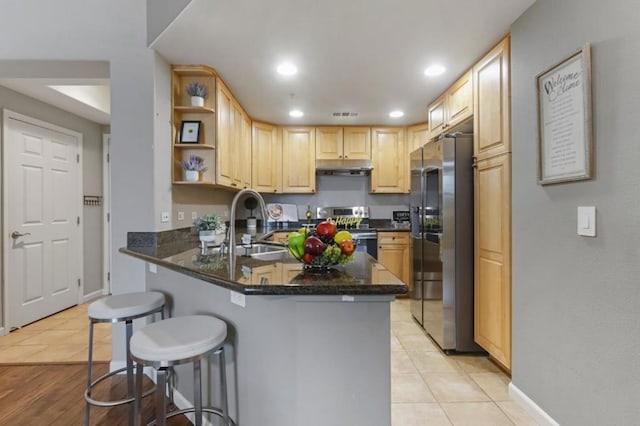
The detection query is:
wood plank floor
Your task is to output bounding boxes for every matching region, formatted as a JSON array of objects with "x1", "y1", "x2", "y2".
[{"x1": 0, "y1": 364, "x2": 190, "y2": 425}]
